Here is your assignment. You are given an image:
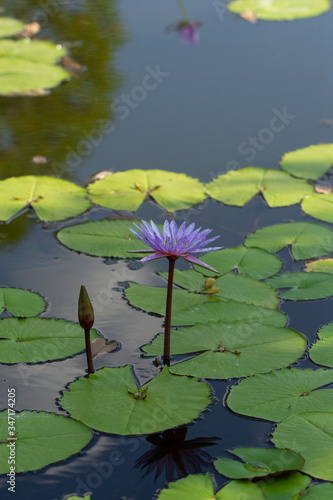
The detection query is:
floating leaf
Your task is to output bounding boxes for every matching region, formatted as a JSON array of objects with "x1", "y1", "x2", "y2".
[
  {"x1": 0, "y1": 176, "x2": 90, "y2": 222},
  {"x1": 0, "y1": 317, "x2": 100, "y2": 363},
  {"x1": 0, "y1": 287, "x2": 46, "y2": 317},
  {"x1": 60, "y1": 366, "x2": 211, "y2": 435},
  {"x1": 266, "y1": 272, "x2": 333, "y2": 300},
  {"x1": 205, "y1": 168, "x2": 313, "y2": 207},
  {"x1": 227, "y1": 368, "x2": 333, "y2": 421},
  {"x1": 0, "y1": 39, "x2": 66, "y2": 64},
  {"x1": 57, "y1": 219, "x2": 164, "y2": 258},
  {"x1": 214, "y1": 448, "x2": 304, "y2": 479},
  {"x1": 0, "y1": 17, "x2": 25, "y2": 38},
  {"x1": 156, "y1": 473, "x2": 266, "y2": 500},
  {"x1": 91, "y1": 338, "x2": 118, "y2": 359},
  {"x1": 150, "y1": 323, "x2": 307, "y2": 380},
  {"x1": 272, "y1": 412, "x2": 333, "y2": 481},
  {"x1": 88, "y1": 170, "x2": 206, "y2": 212},
  {"x1": 301, "y1": 482, "x2": 333, "y2": 499},
  {"x1": 245, "y1": 222, "x2": 333, "y2": 260},
  {"x1": 194, "y1": 246, "x2": 283, "y2": 279},
  {"x1": 66, "y1": 496, "x2": 91, "y2": 500},
  {"x1": 0, "y1": 410, "x2": 92, "y2": 473},
  {"x1": 309, "y1": 323, "x2": 333, "y2": 368},
  {"x1": 280, "y1": 144, "x2": 333, "y2": 180},
  {"x1": 305, "y1": 259, "x2": 333, "y2": 273},
  {"x1": 228, "y1": 0, "x2": 331, "y2": 20},
  {"x1": 302, "y1": 194, "x2": 333, "y2": 223},
  {"x1": 256, "y1": 472, "x2": 312, "y2": 500}
]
